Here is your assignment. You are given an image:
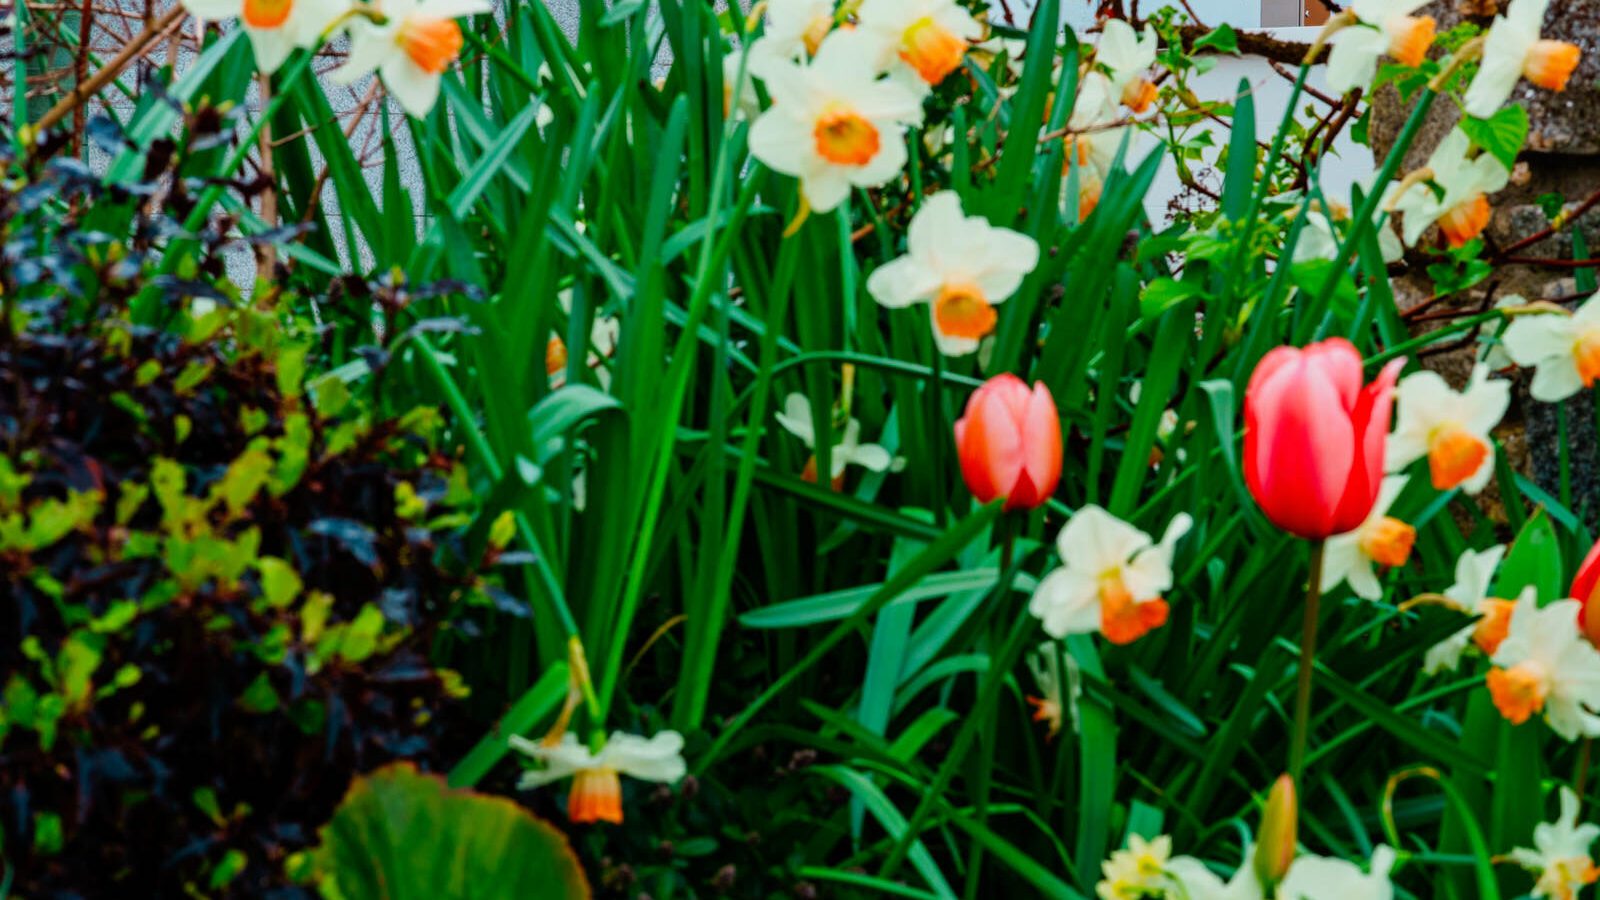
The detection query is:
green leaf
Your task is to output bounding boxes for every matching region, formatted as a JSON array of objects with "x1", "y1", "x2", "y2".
[
  {"x1": 315, "y1": 763, "x2": 591, "y2": 899},
  {"x1": 1495, "y1": 509, "x2": 1563, "y2": 604},
  {"x1": 1459, "y1": 105, "x2": 1528, "y2": 171},
  {"x1": 1194, "y1": 24, "x2": 1239, "y2": 55}
]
